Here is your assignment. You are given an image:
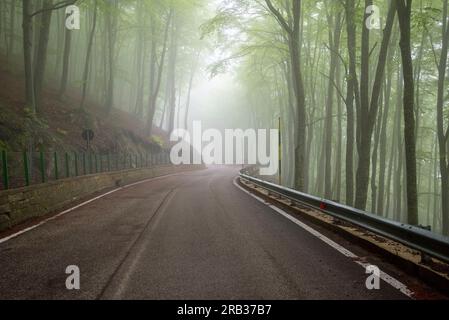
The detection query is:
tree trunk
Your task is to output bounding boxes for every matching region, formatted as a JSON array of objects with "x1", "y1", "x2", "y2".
[
  {"x1": 7, "y1": 0, "x2": 15, "y2": 62},
  {"x1": 355, "y1": 0, "x2": 396, "y2": 210},
  {"x1": 33, "y1": 0, "x2": 53, "y2": 112},
  {"x1": 397, "y1": 0, "x2": 418, "y2": 225},
  {"x1": 436, "y1": 0, "x2": 449, "y2": 234},
  {"x1": 105, "y1": 0, "x2": 119, "y2": 112},
  {"x1": 80, "y1": 0, "x2": 98, "y2": 109},
  {"x1": 147, "y1": 8, "x2": 172, "y2": 134},
  {"x1": 59, "y1": 27, "x2": 72, "y2": 98},
  {"x1": 22, "y1": 0, "x2": 35, "y2": 112}
]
